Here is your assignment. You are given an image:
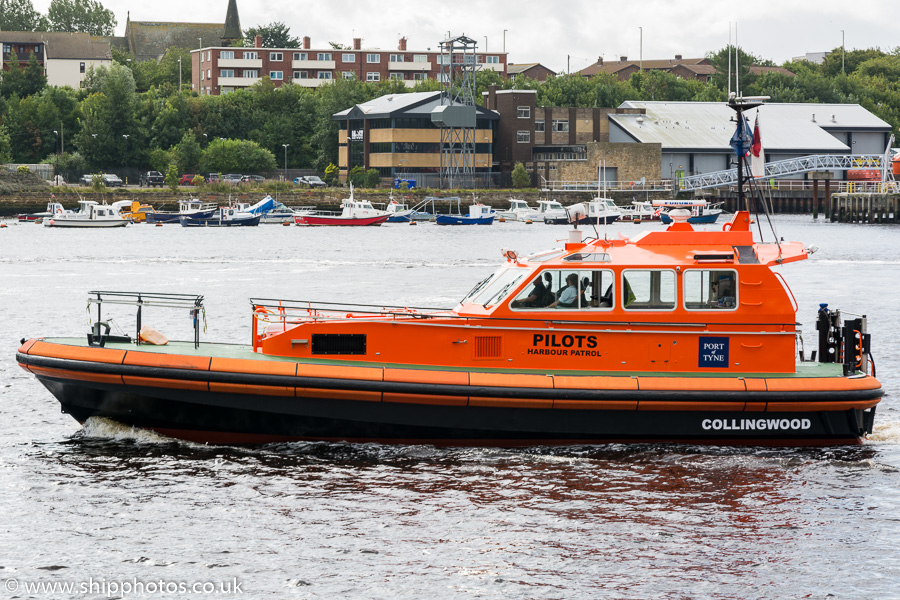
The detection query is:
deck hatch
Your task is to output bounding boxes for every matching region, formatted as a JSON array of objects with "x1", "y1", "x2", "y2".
[
  {"x1": 474, "y1": 336, "x2": 502, "y2": 359},
  {"x1": 311, "y1": 334, "x2": 367, "y2": 355},
  {"x1": 692, "y1": 251, "x2": 734, "y2": 263}
]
